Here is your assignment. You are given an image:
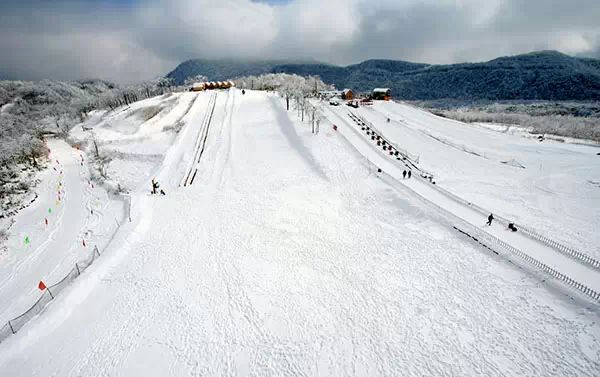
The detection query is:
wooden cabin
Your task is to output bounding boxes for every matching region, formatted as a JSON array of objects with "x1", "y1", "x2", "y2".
[
  {"x1": 372, "y1": 88, "x2": 391, "y2": 101},
  {"x1": 201, "y1": 81, "x2": 236, "y2": 90},
  {"x1": 341, "y1": 89, "x2": 354, "y2": 100},
  {"x1": 190, "y1": 82, "x2": 205, "y2": 92}
]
